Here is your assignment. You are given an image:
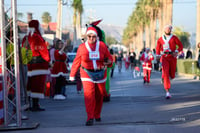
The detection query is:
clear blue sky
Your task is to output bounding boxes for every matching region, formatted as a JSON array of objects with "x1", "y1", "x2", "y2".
[{"x1": 6, "y1": 0, "x2": 196, "y2": 33}]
